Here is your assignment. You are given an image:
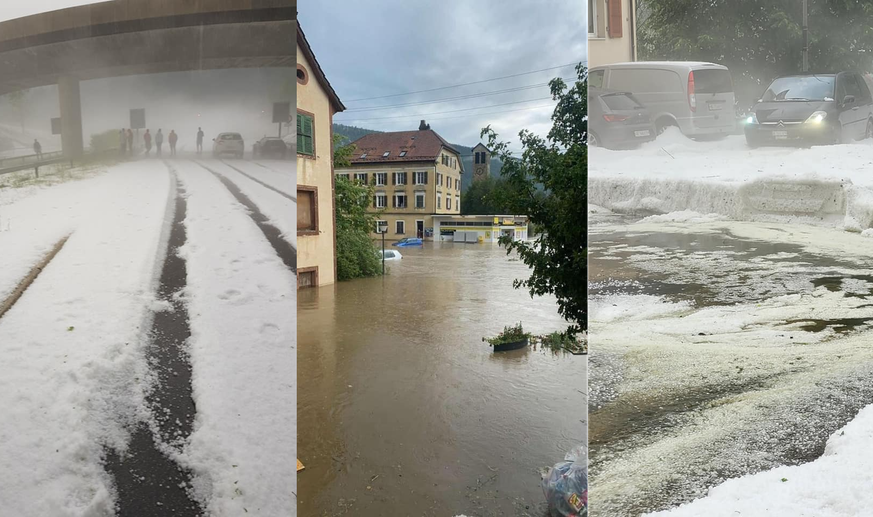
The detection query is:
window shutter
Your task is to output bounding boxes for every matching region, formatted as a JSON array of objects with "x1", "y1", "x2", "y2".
[
  {"x1": 608, "y1": 0, "x2": 623, "y2": 38},
  {"x1": 424, "y1": 171, "x2": 428, "y2": 184},
  {"x1": 363, "y1": 173, "x2": 369, "y2": 184},
  {"x1": 392, "y1": 195, "x2": 396, "y2": 208},
  {"x1": 373, "y1": 195, "x2": 377, "y2": 207},
  {"x1": 392, "y1": 172, "x2": 396, "y2": 185}
]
